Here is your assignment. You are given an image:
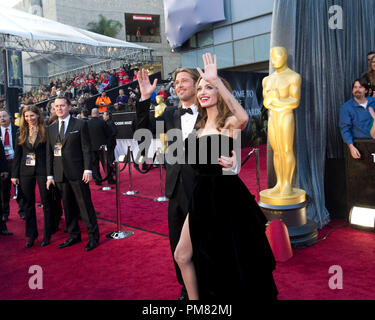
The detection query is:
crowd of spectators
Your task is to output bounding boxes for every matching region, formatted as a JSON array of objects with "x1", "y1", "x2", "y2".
[
  {"x1": 4, "y1": 65, "x2": 182, "y2": 122},
  {"x1": 17, "y1": 64, "x2": 139, "y2": 113}
]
